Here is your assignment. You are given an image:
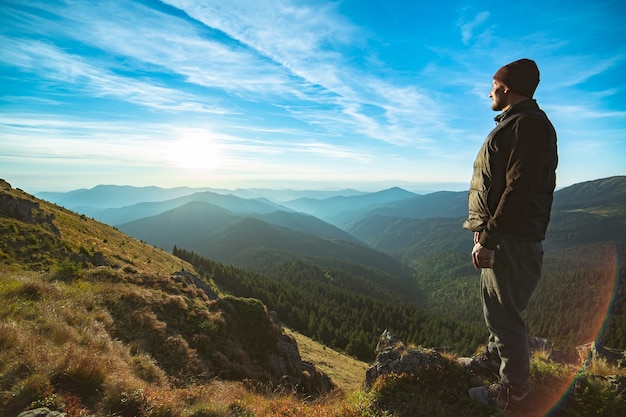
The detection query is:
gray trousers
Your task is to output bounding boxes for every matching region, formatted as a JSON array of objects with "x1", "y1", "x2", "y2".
[{"x1": 481, "y1": 238, "x2": 543, "y2": 393}]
